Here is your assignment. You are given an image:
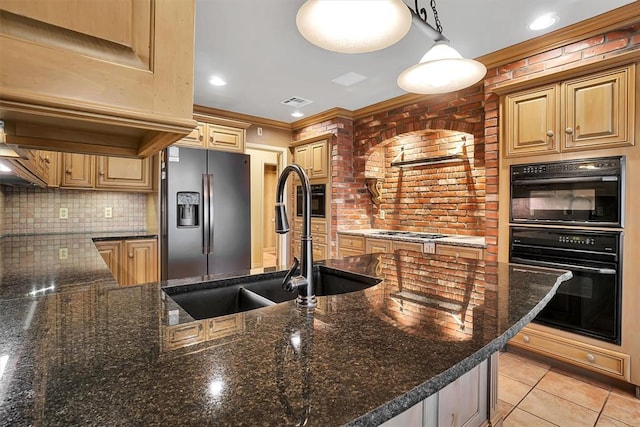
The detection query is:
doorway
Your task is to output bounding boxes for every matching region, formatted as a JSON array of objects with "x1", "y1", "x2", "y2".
[{"x1": 262, "y1": 164, "x2": 278, "y2": 267}]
